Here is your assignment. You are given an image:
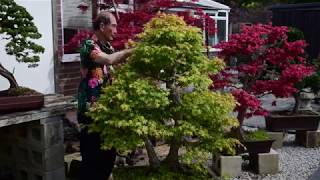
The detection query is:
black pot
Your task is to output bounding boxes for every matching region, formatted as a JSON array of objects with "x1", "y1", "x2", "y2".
[
  {"x1": 242, "y1": 139, "x2": 275, "y2": 154},
  {"x1": 242, "y1": 139, "x2": 275, "y2": 173},
  {"x1": 266, "y1": 111, "x2": 320, "y2": 131}
]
